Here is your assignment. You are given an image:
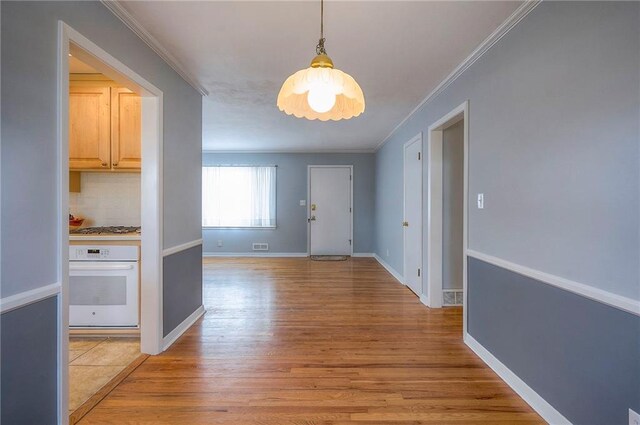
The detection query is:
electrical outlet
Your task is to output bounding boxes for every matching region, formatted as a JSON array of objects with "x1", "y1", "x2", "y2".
[
  {"x1": 386, "y1": 249, "x2": 389, "y2": 257},
  {"x1": 477, "y1": 193, "x2": 484, "y2": 209},
  {"x1": 217, "y1": 240, "x2": 223, "y2": 247},
  {"x1": 630, "y1": 408, "x2": 640, "y2": 425},
  {"x1": 299, "y1": 200, "x2": 306, "y2": 206}
]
